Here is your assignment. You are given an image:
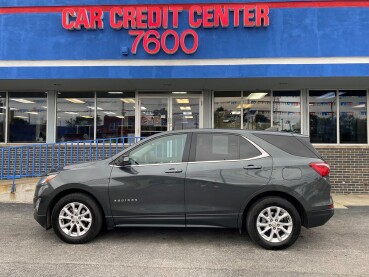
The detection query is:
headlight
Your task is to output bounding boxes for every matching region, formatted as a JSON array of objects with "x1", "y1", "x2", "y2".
[{"x1": 39, "y1": 174, "x2": 57, "y2": 185}]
